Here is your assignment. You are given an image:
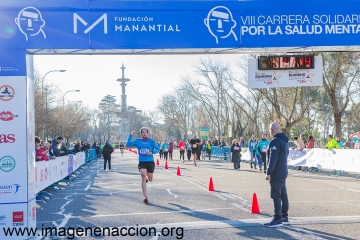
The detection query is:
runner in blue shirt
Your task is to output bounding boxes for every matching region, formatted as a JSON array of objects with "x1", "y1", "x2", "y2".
[{"x1": 127, "y1": 127, "x2": 160, "y2": 204}]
